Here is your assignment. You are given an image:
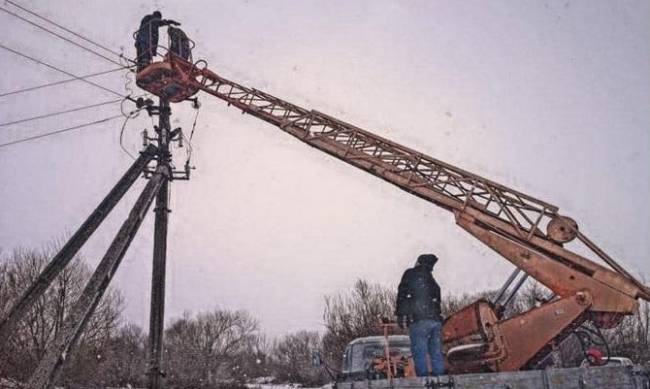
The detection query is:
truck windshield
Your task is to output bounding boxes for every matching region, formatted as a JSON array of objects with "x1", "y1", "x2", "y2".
[{"x1": 348, "y1": 341, "x2": 411, "y2": 372}]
